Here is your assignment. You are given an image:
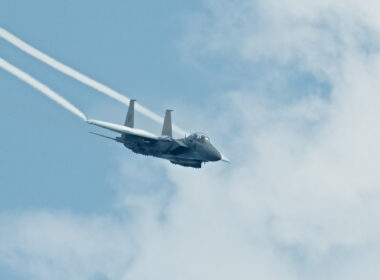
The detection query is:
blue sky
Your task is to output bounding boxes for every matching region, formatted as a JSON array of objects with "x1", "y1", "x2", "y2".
[
  {"x1": 0, "y1": 0, "x2": 212, "y2": 213},
  {"x1": 2, "y1": 1, "x2": 380, "y2": 280}
]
